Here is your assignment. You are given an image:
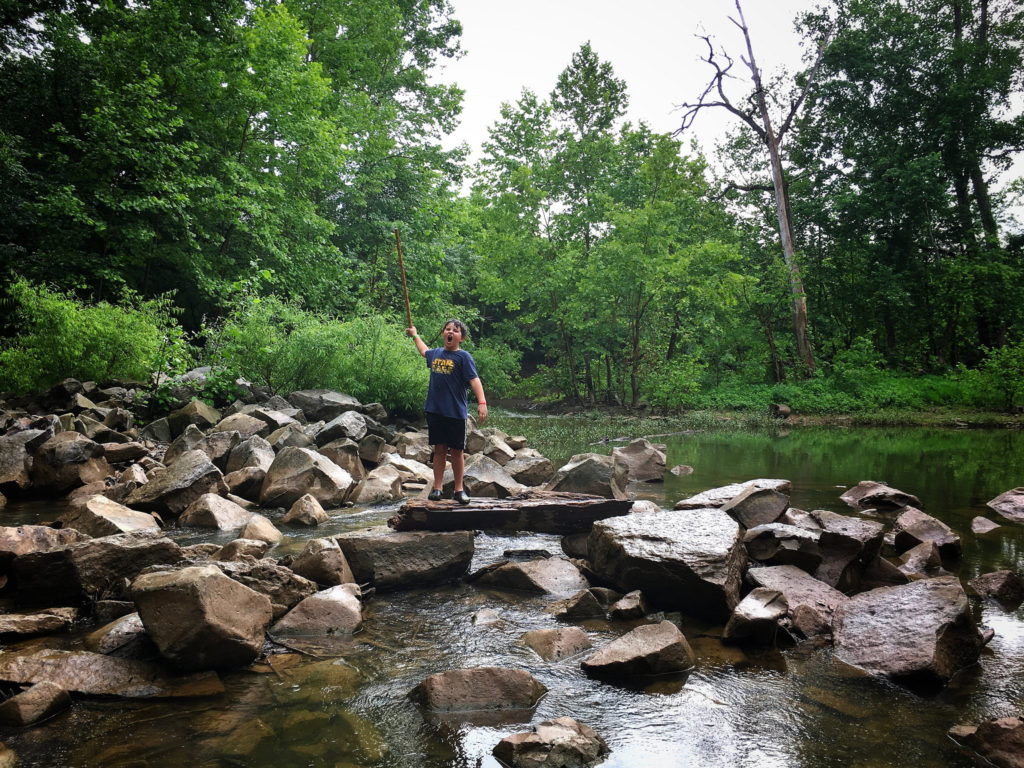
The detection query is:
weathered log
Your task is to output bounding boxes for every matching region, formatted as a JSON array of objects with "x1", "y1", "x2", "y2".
[{"x1": 388, "y1": 490, "x2": 633, "y2": 534}]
